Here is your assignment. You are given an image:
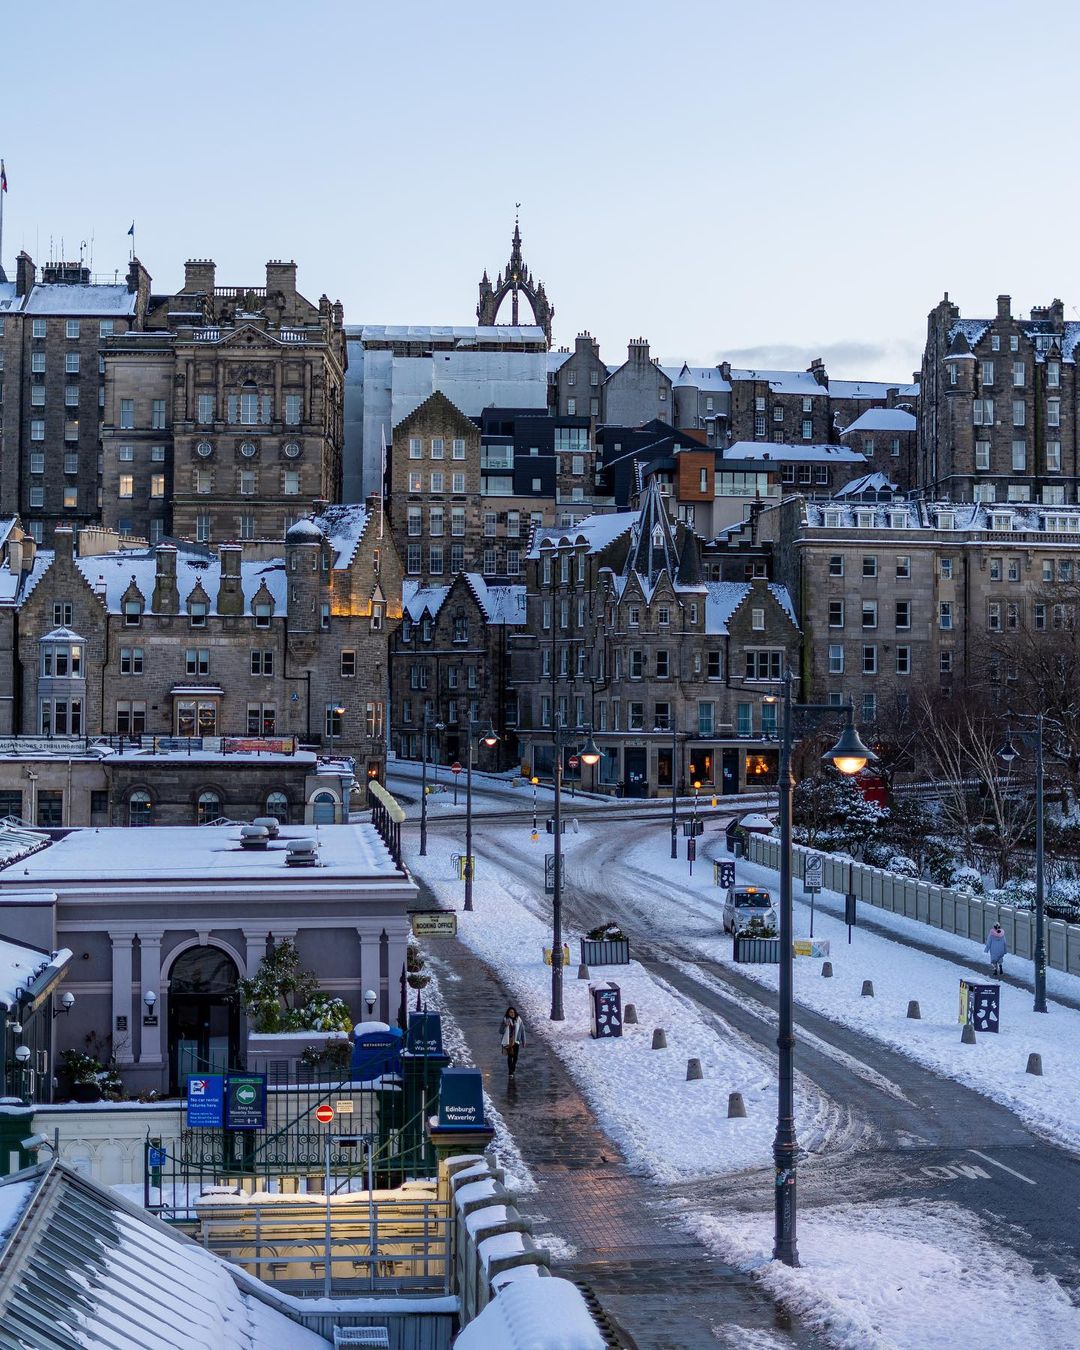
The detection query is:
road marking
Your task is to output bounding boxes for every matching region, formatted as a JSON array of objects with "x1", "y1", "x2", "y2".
[{"x1": 968, "y1": 1149, "x2": 1037, "y2": 1185}]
